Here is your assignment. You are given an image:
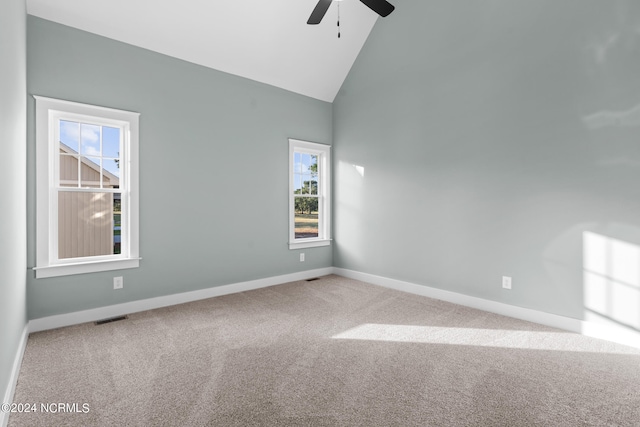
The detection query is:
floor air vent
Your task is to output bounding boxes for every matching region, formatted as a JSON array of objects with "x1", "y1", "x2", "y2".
[
  {"x1": 306, "y1": 277, "x2": 320, "y2": 282},
  {"x1": 95, "y1": 315, "x2": 128, "y2": 325}
]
